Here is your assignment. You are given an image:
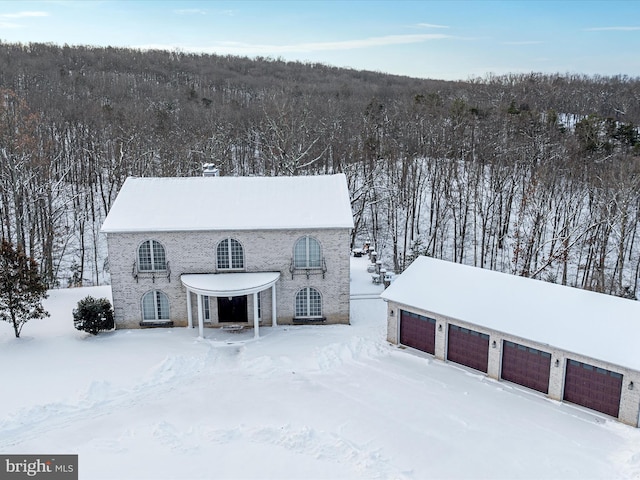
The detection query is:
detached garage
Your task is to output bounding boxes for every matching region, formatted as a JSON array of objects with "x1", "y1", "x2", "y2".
[{"x1": 381, "y1": 256, "x2": 640, "y2": 427}]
